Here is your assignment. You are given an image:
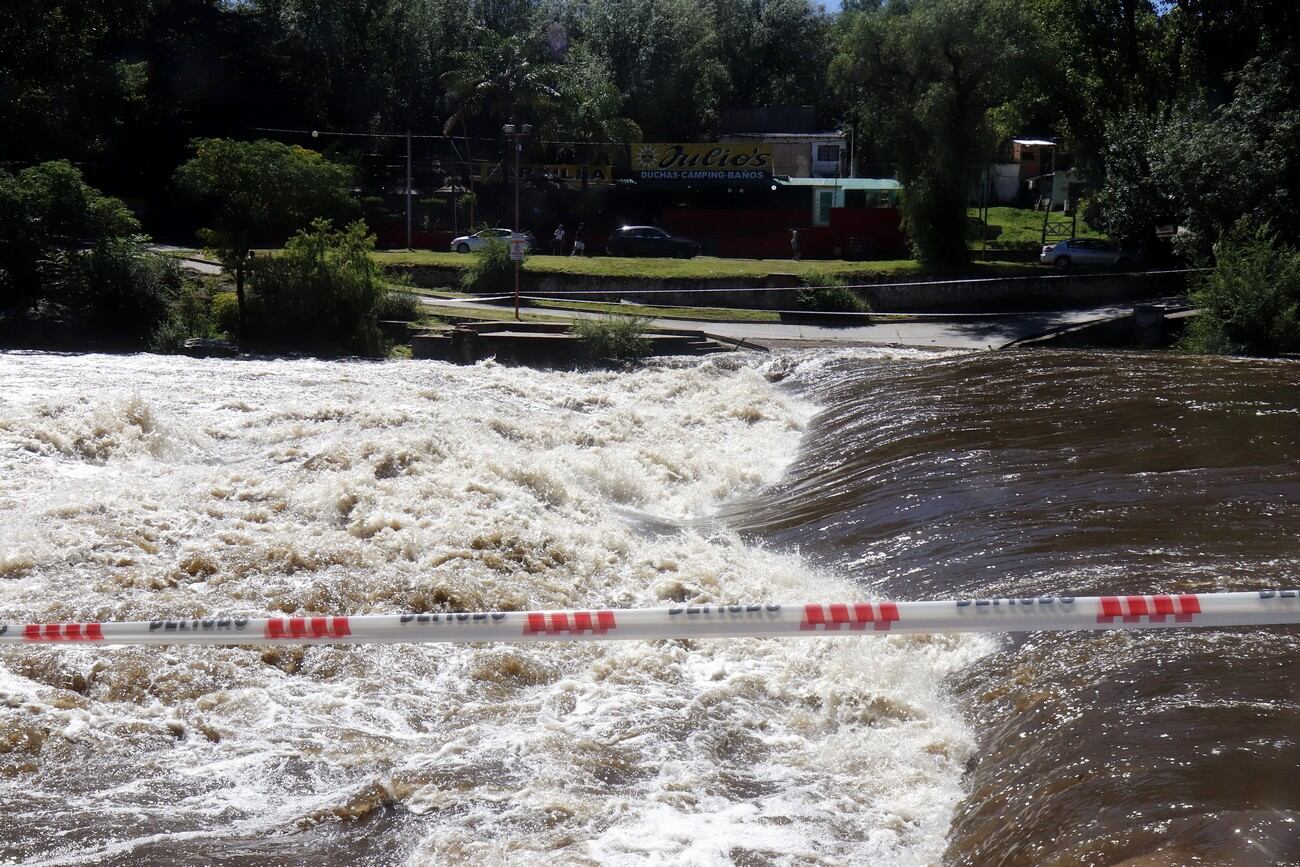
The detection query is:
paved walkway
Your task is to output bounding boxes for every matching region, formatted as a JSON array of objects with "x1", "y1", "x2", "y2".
[
  {"x1": 150, "y1": 245, "x2": 224, "y2": 275},
  {"x1": 164, "y1": 251, "x2": 1136, "y2": 350},
  {"x1": 418, "y1": 296, "x2": 1133, "y2": 351}
]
